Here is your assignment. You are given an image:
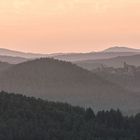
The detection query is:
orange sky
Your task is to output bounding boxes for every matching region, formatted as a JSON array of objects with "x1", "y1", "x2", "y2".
[{"x1": 0, "y1": 0, "x2": 140, "y2": 53}]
